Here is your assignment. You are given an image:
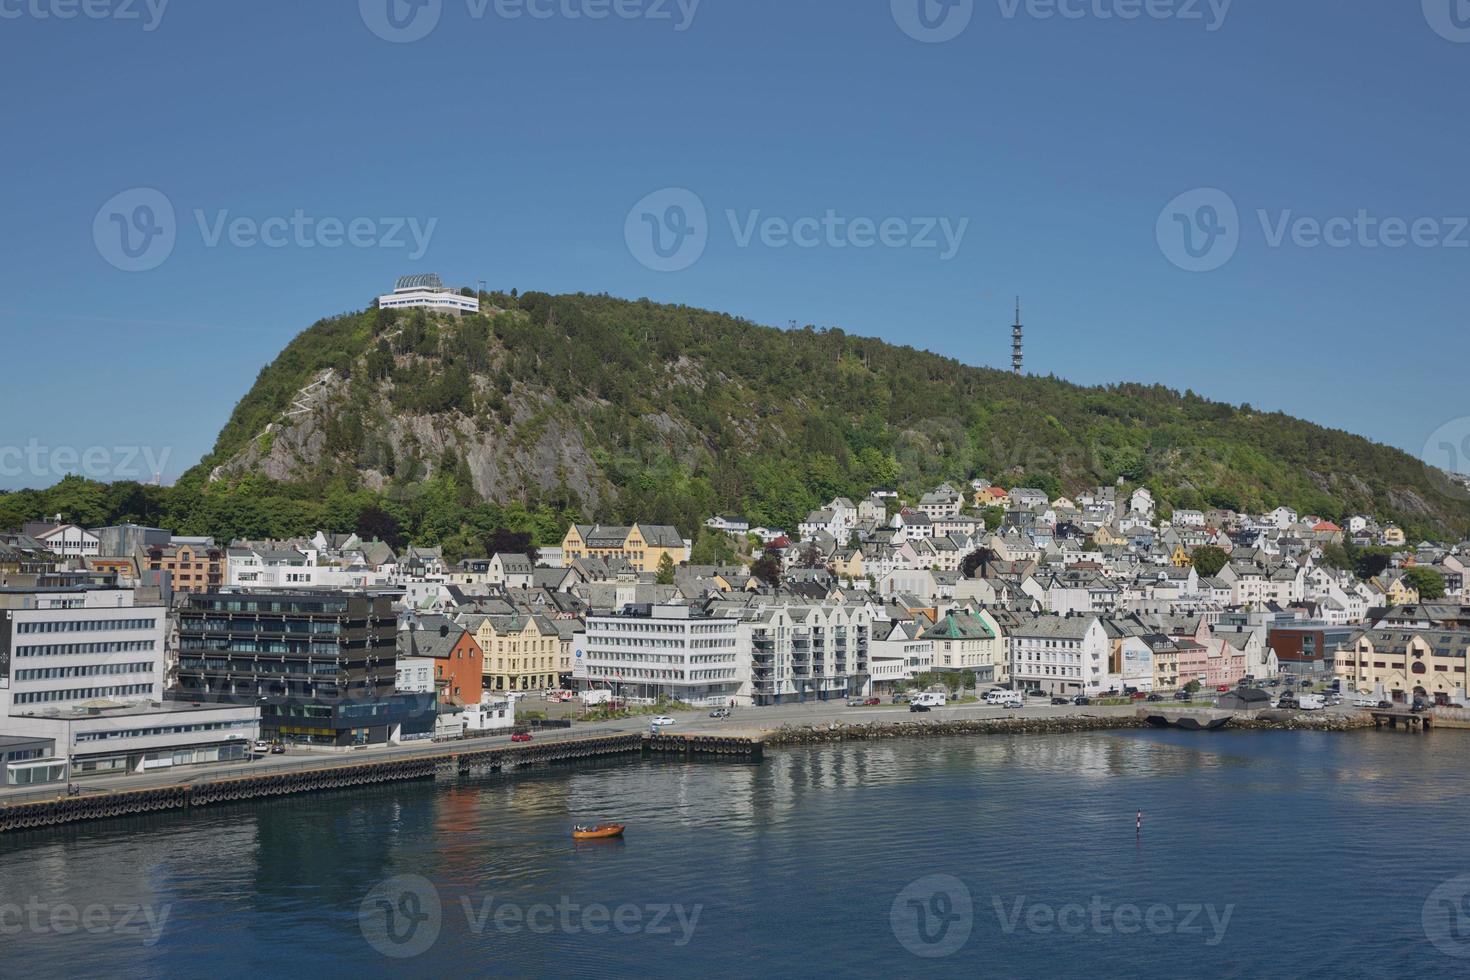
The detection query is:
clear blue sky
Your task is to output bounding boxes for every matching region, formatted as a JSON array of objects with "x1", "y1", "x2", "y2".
[{"x1": 1, "y1": 0, "x2": 1465, "y2": 489}]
